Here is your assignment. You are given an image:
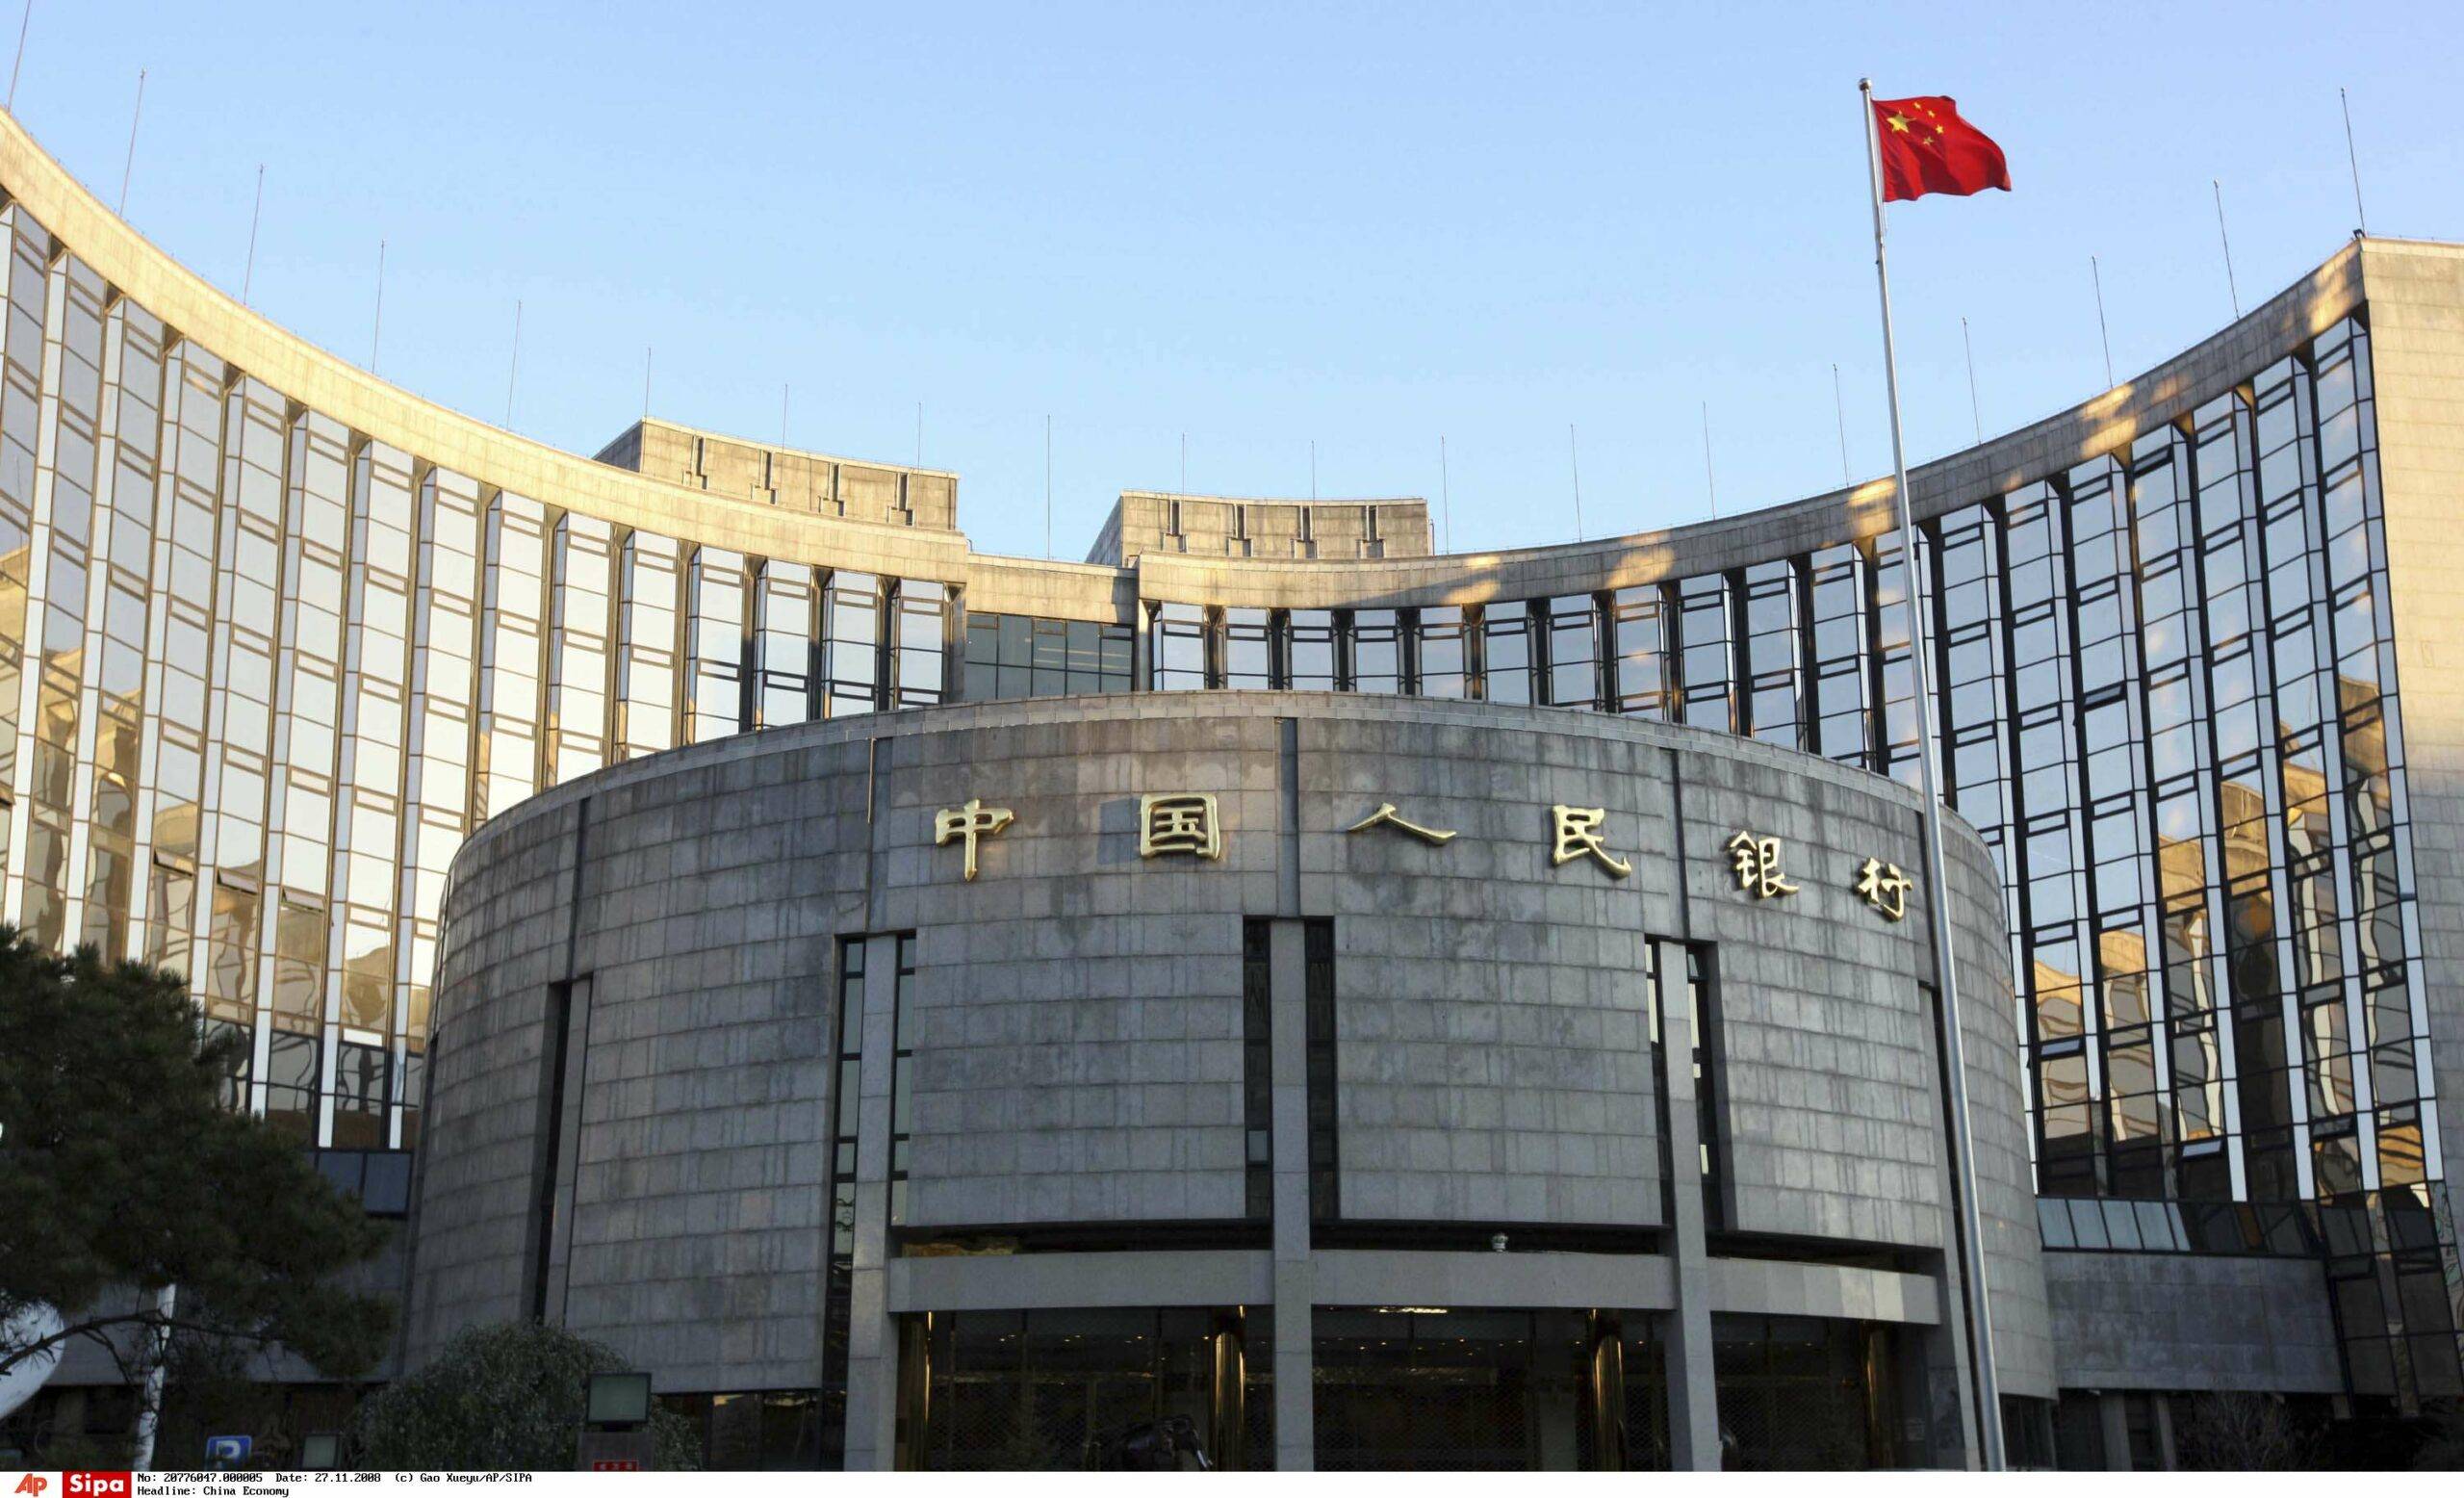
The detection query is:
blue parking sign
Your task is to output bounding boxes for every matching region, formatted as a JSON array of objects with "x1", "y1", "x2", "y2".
[{"x1": 207, "y1": 1433, "x2": 252, "y2": 1463}]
